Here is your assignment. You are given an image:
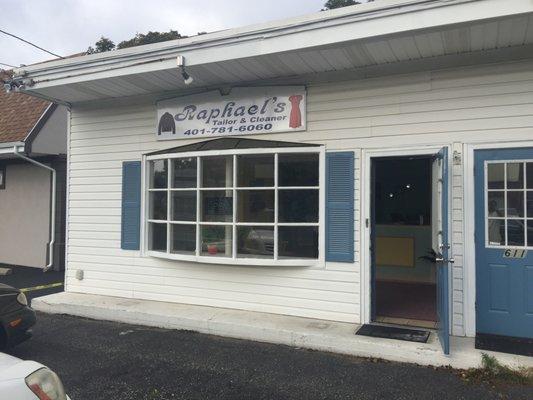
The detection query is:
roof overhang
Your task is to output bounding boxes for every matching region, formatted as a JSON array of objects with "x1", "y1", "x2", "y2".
[{"x1": 13, "y1": 0, "x2": 533, "y2": 104}]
